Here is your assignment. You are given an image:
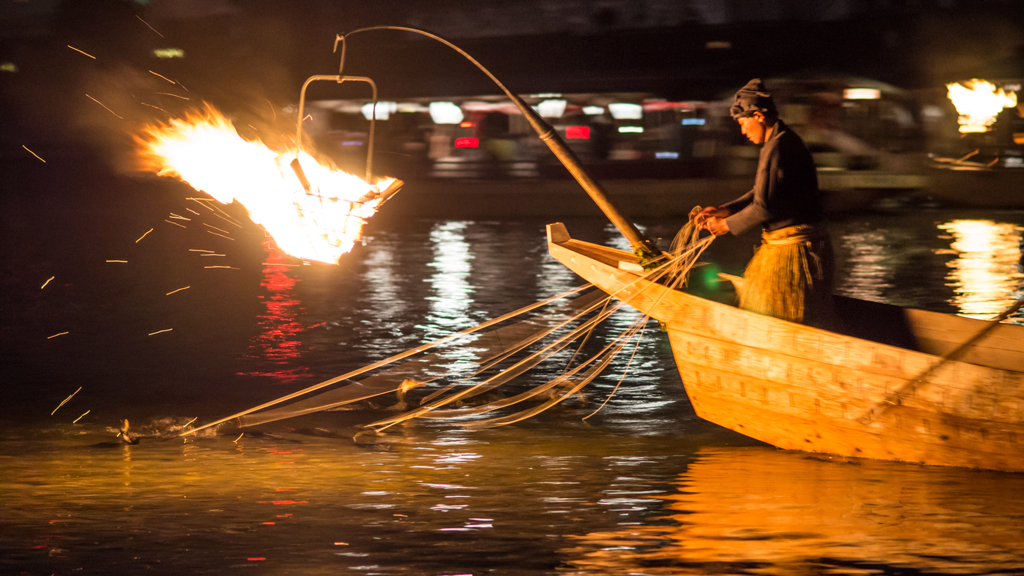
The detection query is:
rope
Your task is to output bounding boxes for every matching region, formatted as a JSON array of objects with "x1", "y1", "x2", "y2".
[
  {"x1": 183, "y1": 284, "x2": 593, "y2": 435},
  {"x1": 193, "y1": 211, "x2": 718, "y2": 435},
  {"x1": 371, "y1": 213, "x2": 716, "y2": 430}
]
